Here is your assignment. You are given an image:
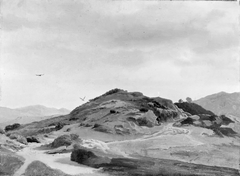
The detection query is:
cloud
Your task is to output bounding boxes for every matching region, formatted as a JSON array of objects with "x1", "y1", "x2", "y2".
[{"x1": 1, "y1": 0, "x2": 239, "y2": 109}]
